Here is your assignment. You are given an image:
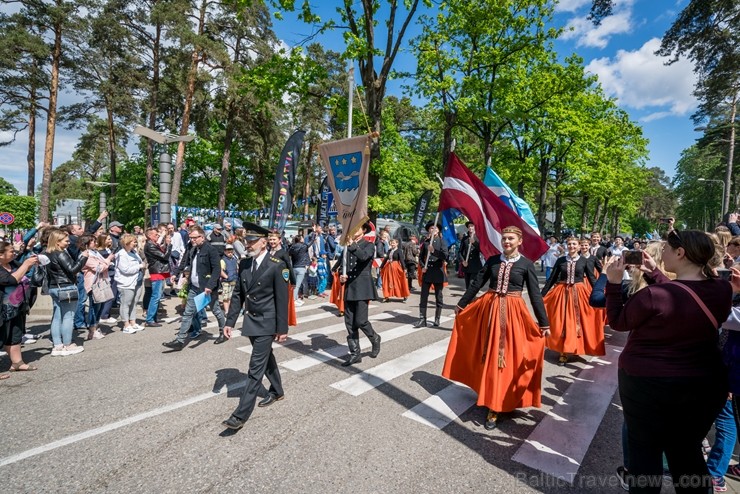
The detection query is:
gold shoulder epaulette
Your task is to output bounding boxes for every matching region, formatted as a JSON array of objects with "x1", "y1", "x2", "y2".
[{"x1": 270, "y1": 257, "x2": 280, "y2": 263}]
